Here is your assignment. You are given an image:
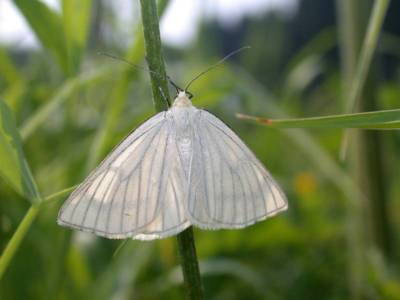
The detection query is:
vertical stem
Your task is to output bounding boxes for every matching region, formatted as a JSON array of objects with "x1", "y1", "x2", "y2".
[
  {"x1": 360, "y1": 81, "x2": 392, "y2": 258},
  {"x1": 337, "y1": 0, "x2": 392, "y2": 298},
  {"x1": 139, "y1": 0, "x2": 170, "y2": 111},
  {"x1": 139, "y1": 1, "x2": 204, "y2": 299},
  {"x1": 176, "y1": 228, "x2": 204, "y2": 300},
  {"x1": 339, "y1": 0, "x2": 391, "y2": 158},
  {"x1": 344, "y1": 0, "x2": 390, "y2": 113},
  {"x1": 336, "y1": 1, "x2": 364, "y2": 298},
  {"x1": 336, "y1": 0, "x2": 361, "y2": 103}
]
